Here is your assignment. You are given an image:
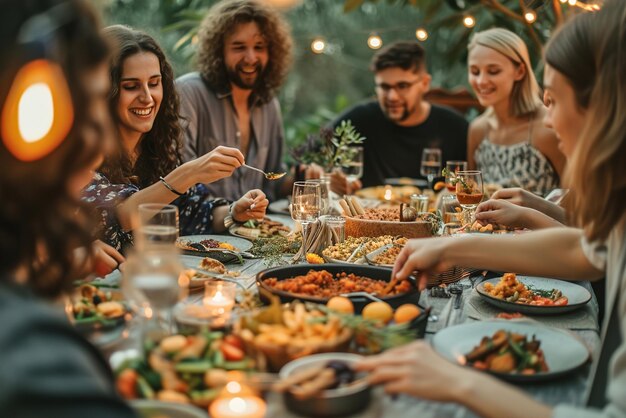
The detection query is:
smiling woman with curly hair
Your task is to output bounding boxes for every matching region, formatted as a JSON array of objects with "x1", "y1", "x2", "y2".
[
  {"x1": 176, "y1": 0, "x2": 295, "y2": 202},
  {"x1": 83, "y1": 25, "x2": 269, "y2": 252}
]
